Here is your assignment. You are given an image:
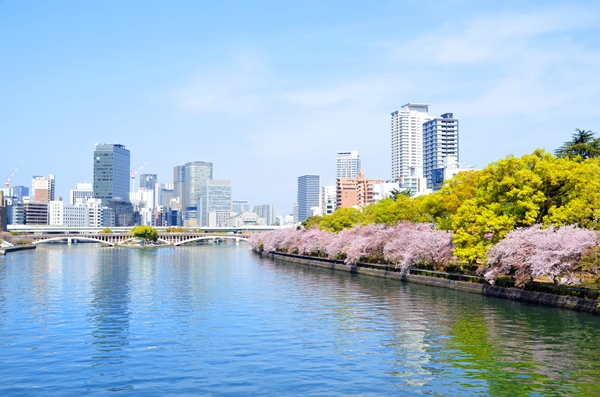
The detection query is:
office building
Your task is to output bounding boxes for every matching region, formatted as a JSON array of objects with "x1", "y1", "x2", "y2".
[
  {"x1": 321, "y1": 185, "x2": 336, "y2": 215},
  {"x1": 24, "y1": 202, "x2": 48, "y2": 225},
  {"x1": 93, "y1": 144, "x2": 130, "y2": 205},
  {"x1": 430, "y1": 156, "x2": 478, "y2": 192},
  {"x1": 336, "y1": 171, "x2": 384, "y2": 208},
  {"x1": 173, "y1": 165, "x2": 185, "y2": 208},
  {"x1": 31, "y1": 174, "x2": 55, "y2": 202},
  {"x1": 232, "y1": 200, "x2": 250, "y2": 215},
  {"x1": 297, "y1": 175, "x2": 320, "y2": 222},
  {"x1": 70, "y1": 183, "x2": 93, "y2": 205},
  {"x1": 2, "y1": 186, "x2": 28, "y2": 202},
  {"x1": 372, "y1": 182, "x2": 403, "y2": 202},
  {"x1": 139, "y1": 174, "x2": 157, "y2": 190},
  {"x1": 423, "y1": 113, "x2": 459, "y2": 189},
  {"x1": 183, "y1": 161, "x2": 213, "y2": 210},
  {"x1": 0, "y1": 192, "x2": 5, "y2": 231},
  {"x1": 391, "y1": 103, "x2": 430, "y2": 180},
  {"x1": 336, "y1": 151, "x2": 361, "y2": 179},
  {"x1": 200, "y1": 179, "x2": 232, "y2": 227},
  {"x1": 49, "y1": 201, "x2": 87, "y2": 227},
  {"x1": 253, "y1": 204, "x2": 276, "y2": 226},
  {"x1": 292, "y1": 202, "x2": 298, "y2": 224},
  {"x1": 228, "y1": 212, "x2": 266, "y2": 227}
]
